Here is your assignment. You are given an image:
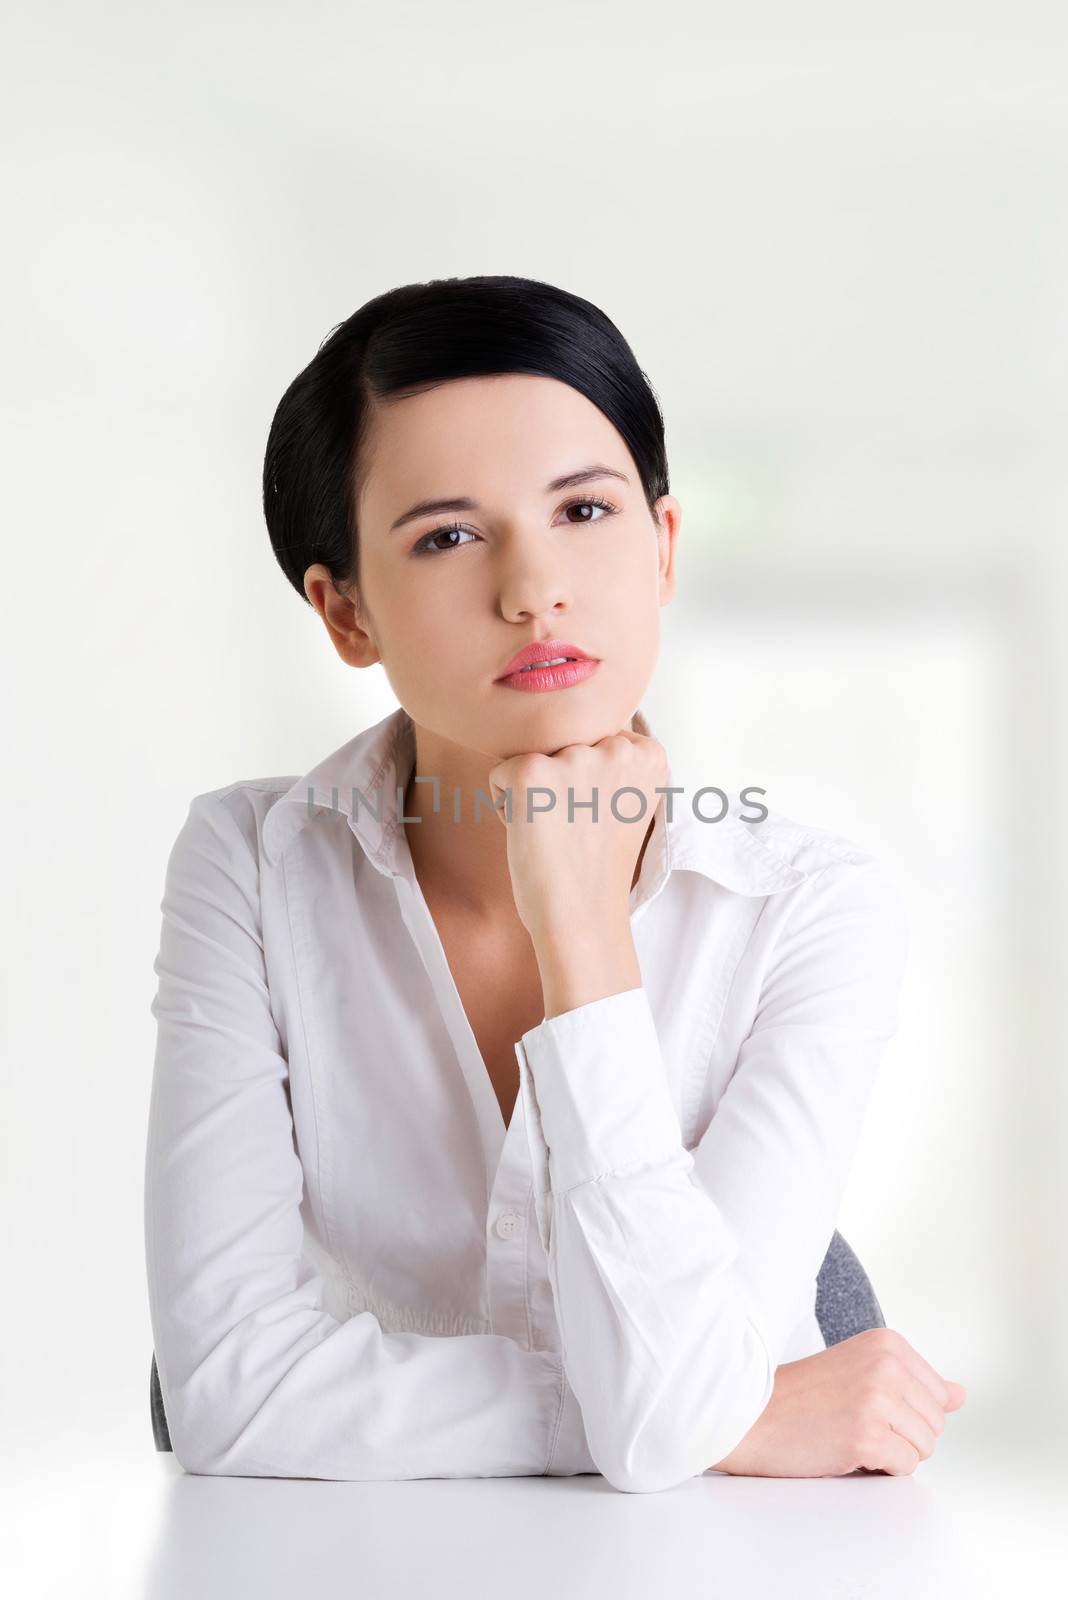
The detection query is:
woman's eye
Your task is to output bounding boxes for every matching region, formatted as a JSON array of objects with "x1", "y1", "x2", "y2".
[
  {"x1": 413, "y1": 525, "x2": 479, "y2": 556},
  {"x1": 560, "y1": 497, "x2": 615, "y2": 524}
]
